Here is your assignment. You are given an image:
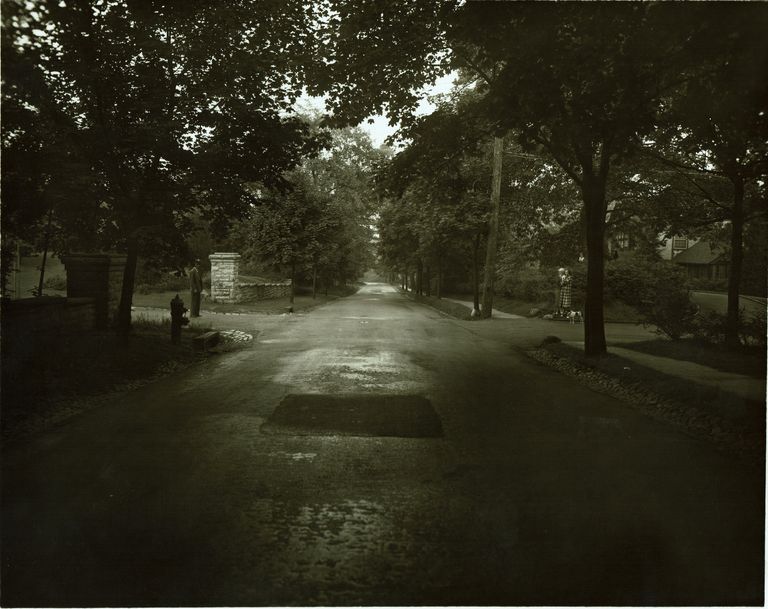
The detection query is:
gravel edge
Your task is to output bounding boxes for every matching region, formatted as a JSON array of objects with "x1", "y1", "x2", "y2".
[{"x1": 526, "y1": 347, "x2": 764, "y2": 466}]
